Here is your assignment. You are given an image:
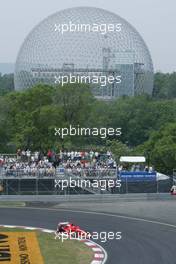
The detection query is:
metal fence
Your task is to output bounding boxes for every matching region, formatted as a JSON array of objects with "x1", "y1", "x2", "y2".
[
  {"x1": 0, "y1": 167, "x2": 172, "y2": 195},
  {"x1": 0, "y1": 168, "x2": 56, "y2": 178},
  {"x1": 119, "y1": 178, "x2": 172, "y2": 194},
  {"x1": 0, "y1": 167, "x2": 117, "y2": 179}
]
